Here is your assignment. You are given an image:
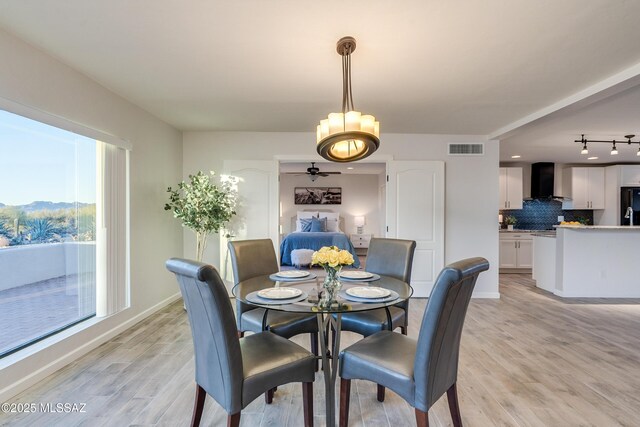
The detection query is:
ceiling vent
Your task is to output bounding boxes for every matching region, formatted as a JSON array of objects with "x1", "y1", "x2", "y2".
[{"x1": 448, "y1": 143, "x2": 484, "y2": 156}]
